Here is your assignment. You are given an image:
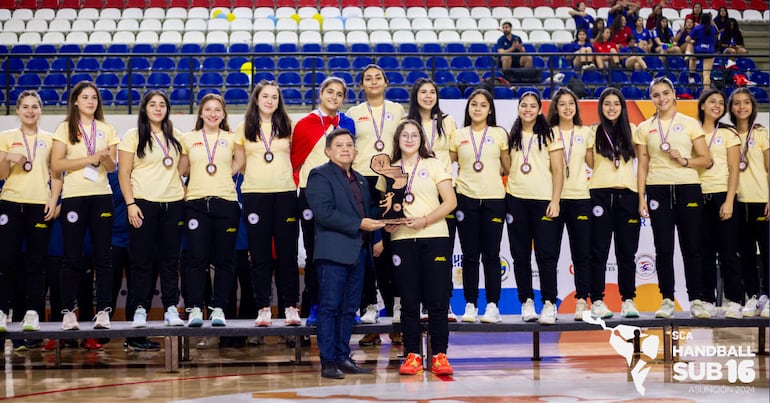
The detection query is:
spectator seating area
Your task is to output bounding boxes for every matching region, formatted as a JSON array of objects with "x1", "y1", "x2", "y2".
[{"x1": 0, "y1": 1, "x2": 768, "y2": 107}]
